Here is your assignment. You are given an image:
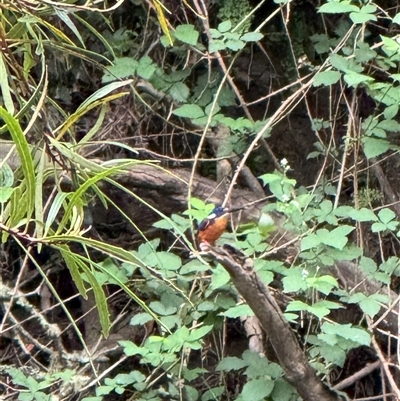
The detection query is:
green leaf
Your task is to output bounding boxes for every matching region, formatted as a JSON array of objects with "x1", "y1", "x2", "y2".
[
  {"x1": 317, "y1": 225, "x2": 354, "y2": 250},
  {"x1": 282, "y1": 267, "x2": 307, "y2": 293},
  {"x1": 313, "y1": 70, "x2": 341, "y2": 86},
  {"x1": 218, "y1": 20, "x2": 232, "y2": 32},
  {"x1": 81, "y1": 265, "x2": 110, "y2": 337},
  {"x1": 130, "y1": 313, "x2": 152, "y2": 326},
  {"x1": 0, "y1": 55, "x2": 14, "y2": 114},
  {"x1": 188, "y1": 325, "x2": 213, "y2": 342},
  {"x1": 240, "y1": 32, "x2": 264, "y2": 42},
  {"x1": 241, "y1": 379, "x2": 274, "y2": 401},
  {"x1": 378, "y1": 119, "x2": 400, "y2": 132},
  {"x1": 169, "y1": 82, "x2": 190, "y2": 102},
  {"x1": 137, "y1": 56, "x2": 156, "y2": 79},
  {"x1": 175, "y1": 24, "x2": 199, "y2": 45},
  {"x1": 301, "y1": 233, "x2": 321, "y2": 251},
  {"x1": 383, "y1": 104, "x2": 398, "y2": 120},
  {"x1": 226, "y1": 39, "x2": 245, "y2": 51},
  {"x1": 222, "y1": 304, "x2": 254, "y2": 318},
  {"x1": 378, "y1": 208, "x2": 396, "y2": 224},
  {"x1": 344, "y1": 72, "x2": 374, "y2": 87},
  {"x1": 209, "y1": 39, "x2": 226, "y2": 53},
  {"x1": 102, "y1": 58, "x2": 137, "y2": 83},
  {"x1": 348, "y1": 208, "x2": 378, "y2": 222},
  {"x1": 319, "y1": 2, "x2": 359, "y2": 14},
  {"x1": 362, "y1": 136, "x2": 391, "y2": 158},
  {"x1": 157, "y1": 252, "x2": 182, "y2": 270},
  {"x1": 173, "y1": 104, "x2": 205, "y2": 118},
  {"x1": 216, "y1": 356, "x2": 248, "y2": 372},
  {"x1": 350, "y1": 11, "x2": 377, "y2": 24},
  {"x1": 77, "y1": 80, "x2": 133, "y2": 113},
  {"x1": 0, "y1": 108, "x2": 35, "y2": 217},
  {"x1": 271, "y1": 378, "x2": 295, "y2": 401},
  {"x1": 393, "y1": 13, "x2": 400, "y2": 25},
  {"x1": 322, "y1": 322, "x2": 371, "y2": 346}
]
